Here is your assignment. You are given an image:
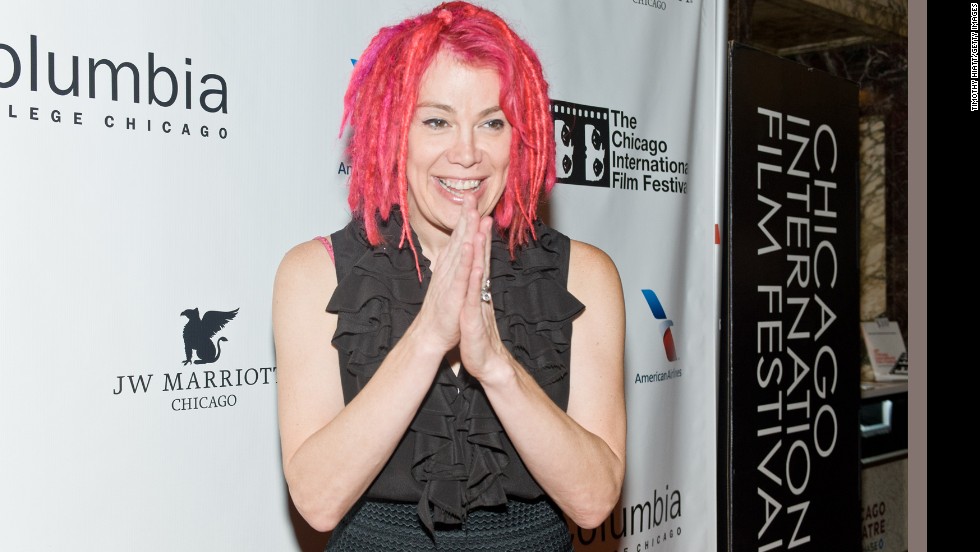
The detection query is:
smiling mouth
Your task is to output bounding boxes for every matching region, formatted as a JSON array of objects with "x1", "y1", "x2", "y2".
[{"x1": 437, "y1": 177, "x2": 483, "y2": 197}]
